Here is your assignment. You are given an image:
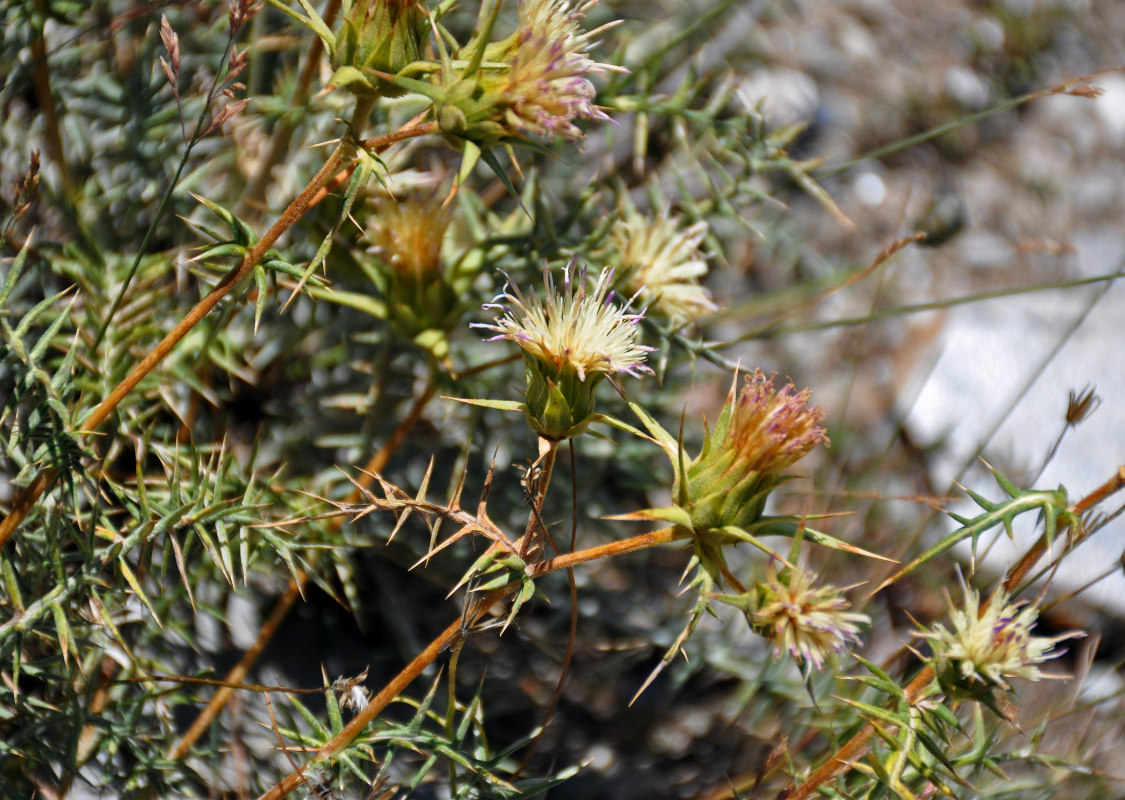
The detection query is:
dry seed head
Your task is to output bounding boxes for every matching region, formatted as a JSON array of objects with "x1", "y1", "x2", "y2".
[
  {"x1": 1064, "y1": 83, "x2": 1104, "y2": 99},
  {"x1": 228, "y1": 0, "x2": 263, "y2": 35},
  {"x1": 1065, "y1": 384, "x2": 1100, "y2": 426}
]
